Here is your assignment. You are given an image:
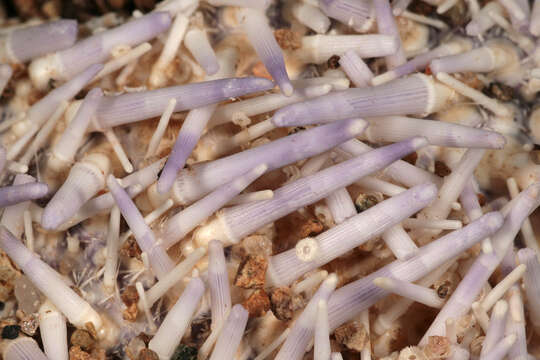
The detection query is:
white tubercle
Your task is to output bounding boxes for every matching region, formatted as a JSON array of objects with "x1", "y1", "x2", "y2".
[
  {"x1": 296, "y1": 237, "x2": 320, "y2": 262},
  {"x1": 184, "y1": 28, "x2": 220, "y2": 76},
  {"x1": 150, "y1": 14, "x2": 189, "y2": 88},
  {"x1": 39, "y1": 300, "x2": 68, "y2": 360},
  {"x1": 103, "y1": 206, "x2": 121, "y2": 293},
  {"x1": 292, "y1": 2, "x2": 331, "y2": 33},
  {"x1": 373, "y1": 277, "x2": 444, "y2": 308},
  {"x1": 209, "y1": 304, "x2": 250, "y2": 360},
  {"x1": 314, "y1": 300, "x2": 331, "y2": 360},
  {"x1": 331, "y1": 353, "x2": 344, "y2": 360},
  {"x1": 140, "y1": 247, "x2": 207, "y2": 310},
  {"x1": 145, "y1": 98, "x2": 177, "y2": 158},
  {"x1": 3, "y1": 337, "x2": 48, "y2": 360},
  {"x1": 148, "y1": 277, "x2": 205, "y2": 359}
]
